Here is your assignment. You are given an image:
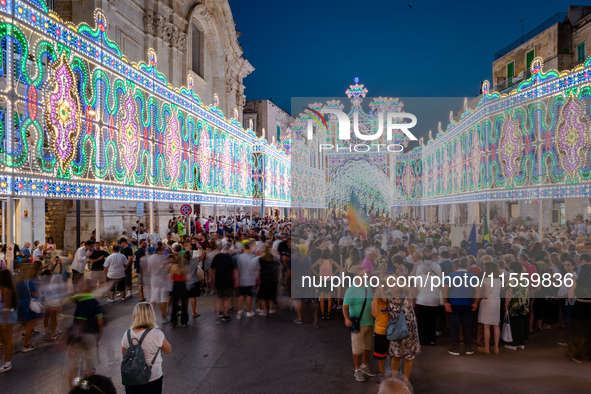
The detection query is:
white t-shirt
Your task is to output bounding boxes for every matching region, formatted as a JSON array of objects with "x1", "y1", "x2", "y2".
[
  {"x1": 148, "y1": 254, "x2": 169, "y2": 288},
  {"x1": 237, "y1": 253, "x2": 260, "y2": 287},
  {"x1": 121, "y1": 329, "x2": 165, "y2": 382},
  {"x1": 103, "y1": 253, "x2": 127, "y2": 279},
  {"x1": 416, "y1": 274, "x2": 442, "y2": 307}
]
